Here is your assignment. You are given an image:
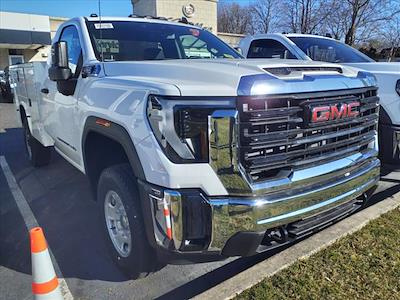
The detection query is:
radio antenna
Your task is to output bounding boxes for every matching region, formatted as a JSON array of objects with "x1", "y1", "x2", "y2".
[{"x1": 98, "y1": 0, "x2": 104, "y2": 62}]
